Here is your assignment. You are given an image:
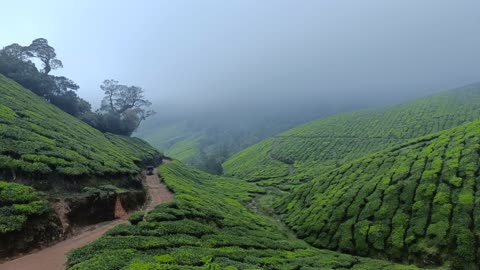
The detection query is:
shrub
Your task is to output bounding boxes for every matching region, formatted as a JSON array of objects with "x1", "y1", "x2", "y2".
[
  {"x1": 278, "y1": 120, "x2": 480, "y2": 267},
  {"x1": 67, "y1": 161, "x2": 415, "y2": 269},
  {"x1": 128, "y1": 211, "x2": 145, "y2": 225},
  {"x1": 0, "y1": 181, "x2": 50, "y2": 234}
]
